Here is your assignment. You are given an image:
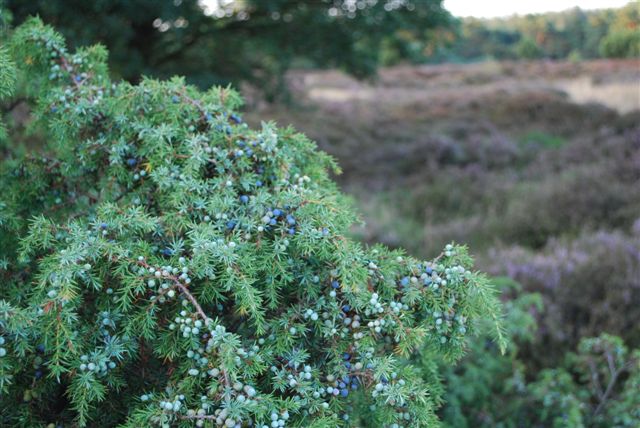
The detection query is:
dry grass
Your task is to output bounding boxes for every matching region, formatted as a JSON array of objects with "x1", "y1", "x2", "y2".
[
  {"x1": 245, "y1": 59, "x2": 640, "y2": 260},
  {"x1": 283, "y1": 59, "x2": 640, "y2": 115},
  {"x1": 556, "y1": 75, "x2": 640, "y2": 113}
]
